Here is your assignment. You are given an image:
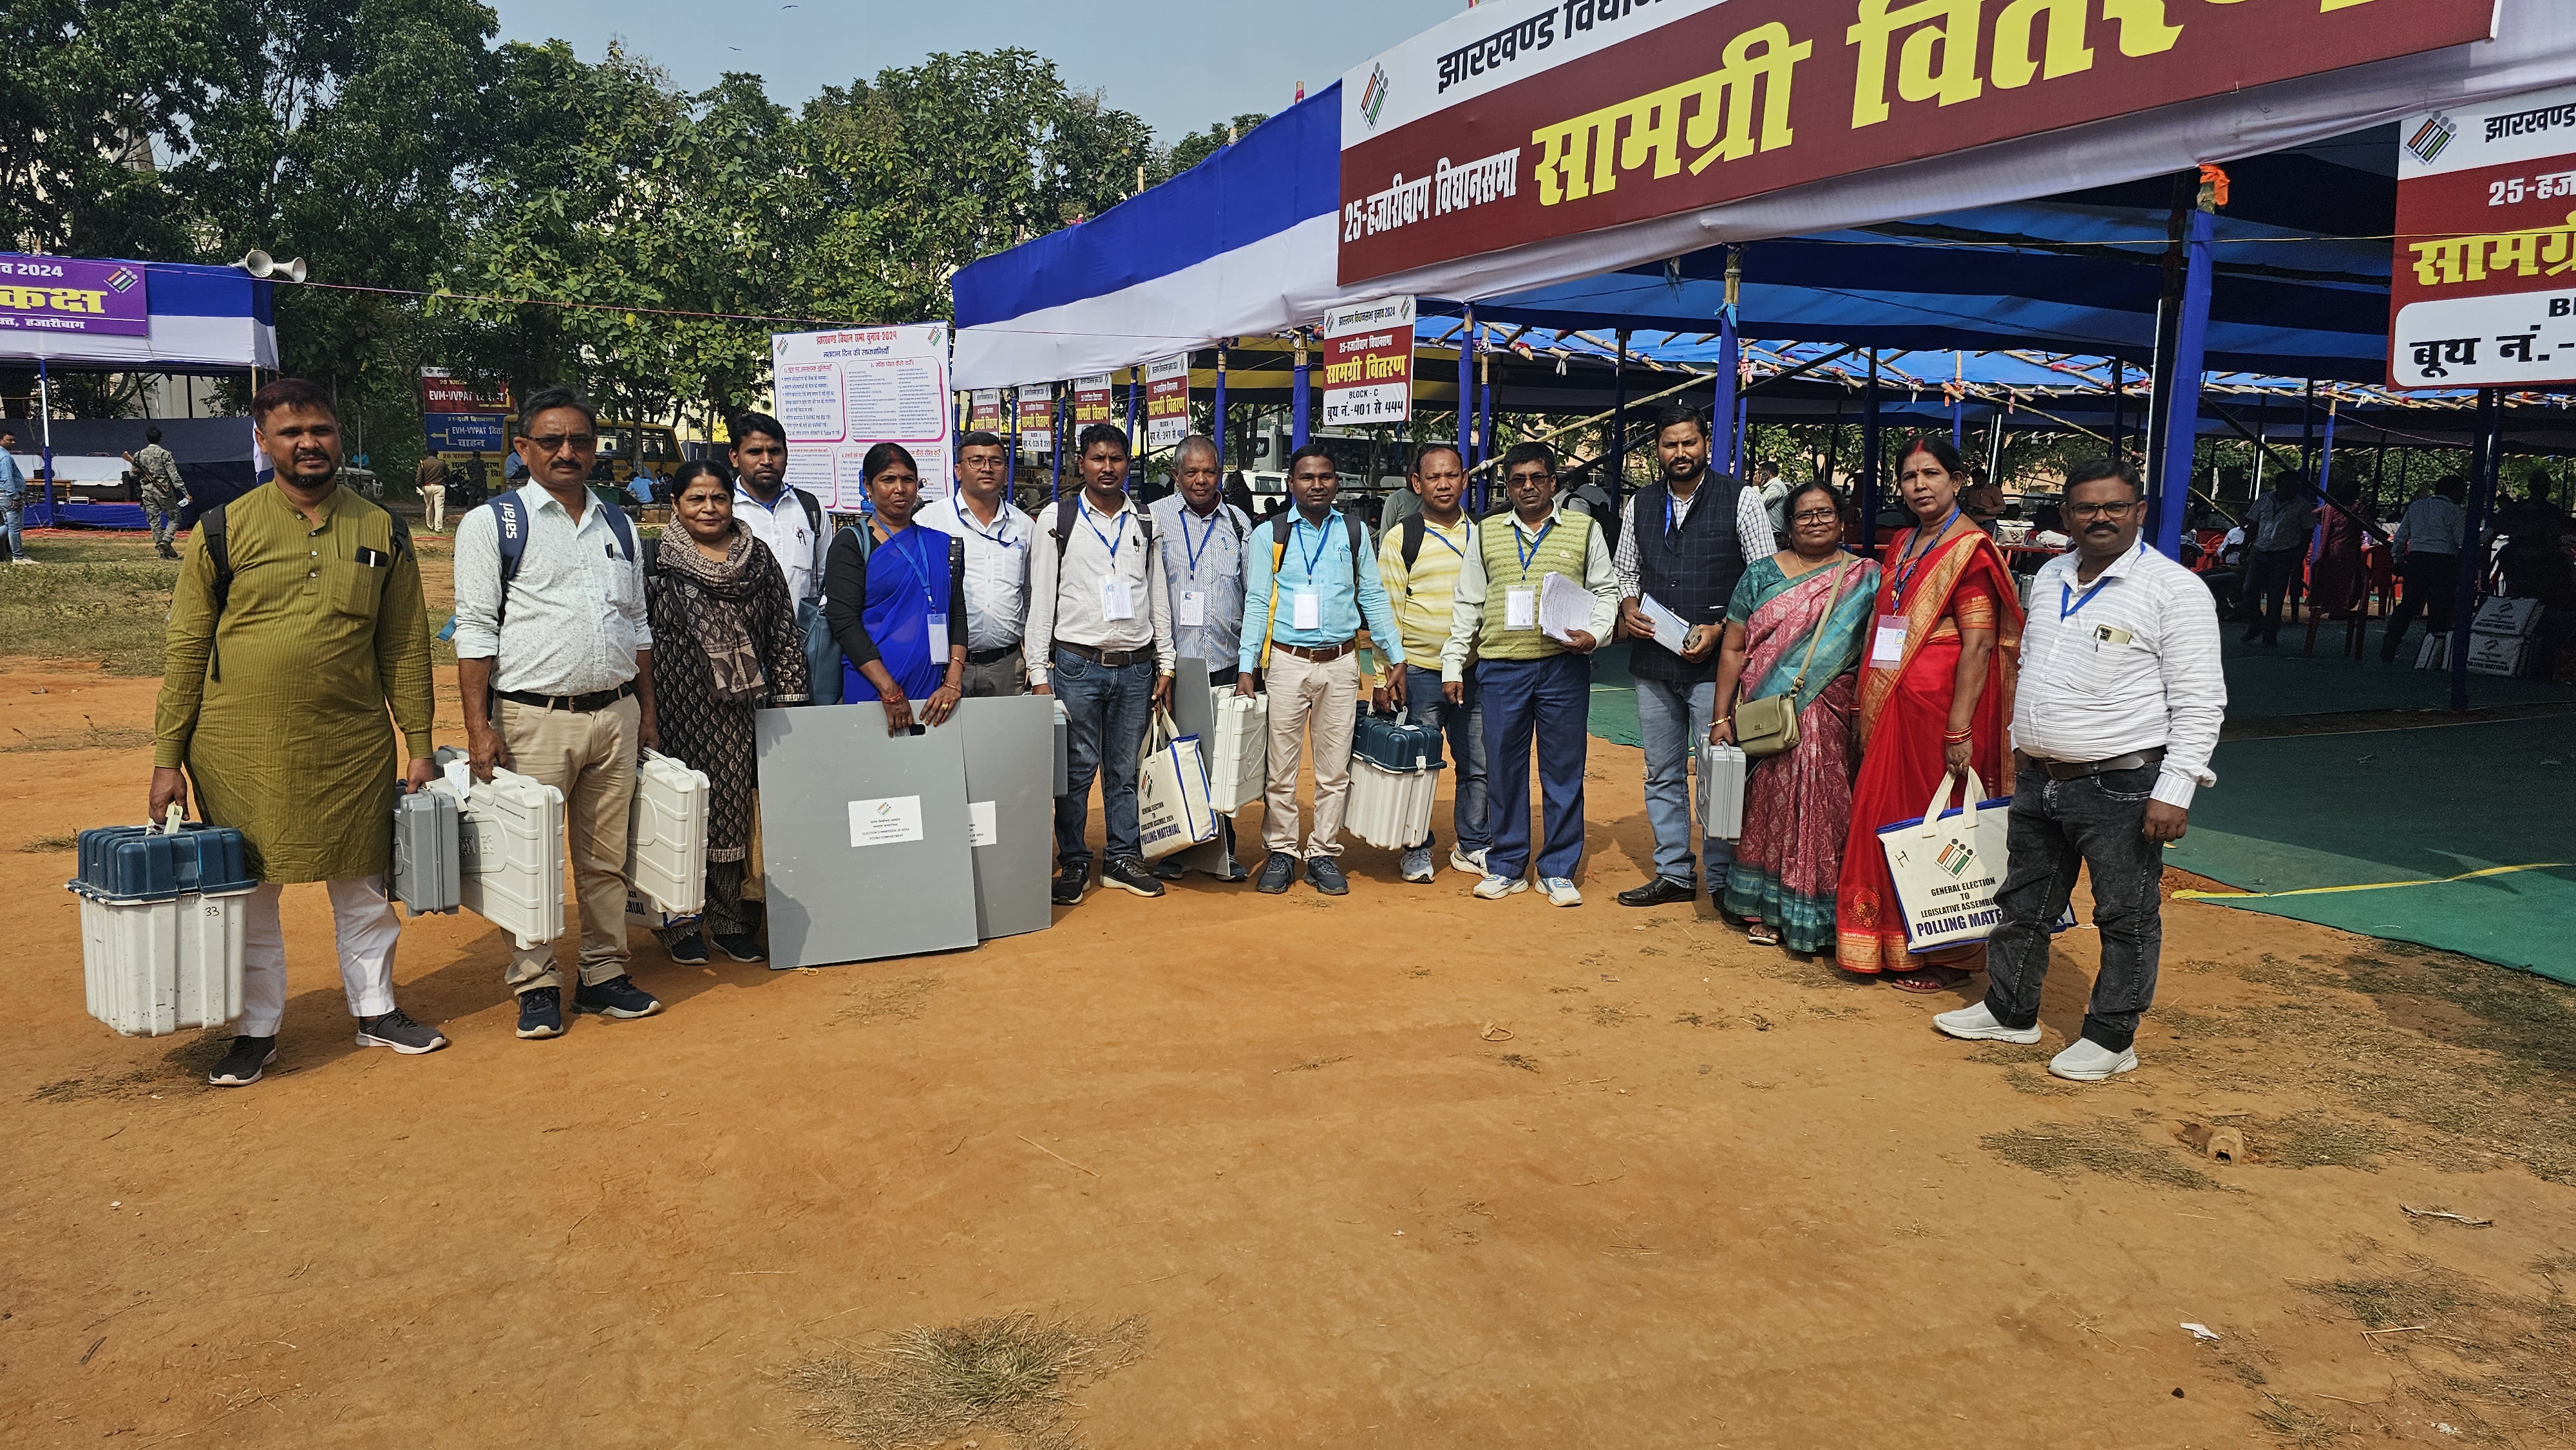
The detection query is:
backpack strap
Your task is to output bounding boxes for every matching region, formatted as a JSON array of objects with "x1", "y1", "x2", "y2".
[
  {"x1": 1053, "y1": 496, "x2": 1081, "y2": 560},
  {"x1": 201, "y1": 502, "x2": 233, "y2": 684},
  {"x1": 795, "y1": 488, "x2": 822, "y2": 536},
  {"x1": 1401, "y1": 514, "x2": 1428, "y2": 572}
]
